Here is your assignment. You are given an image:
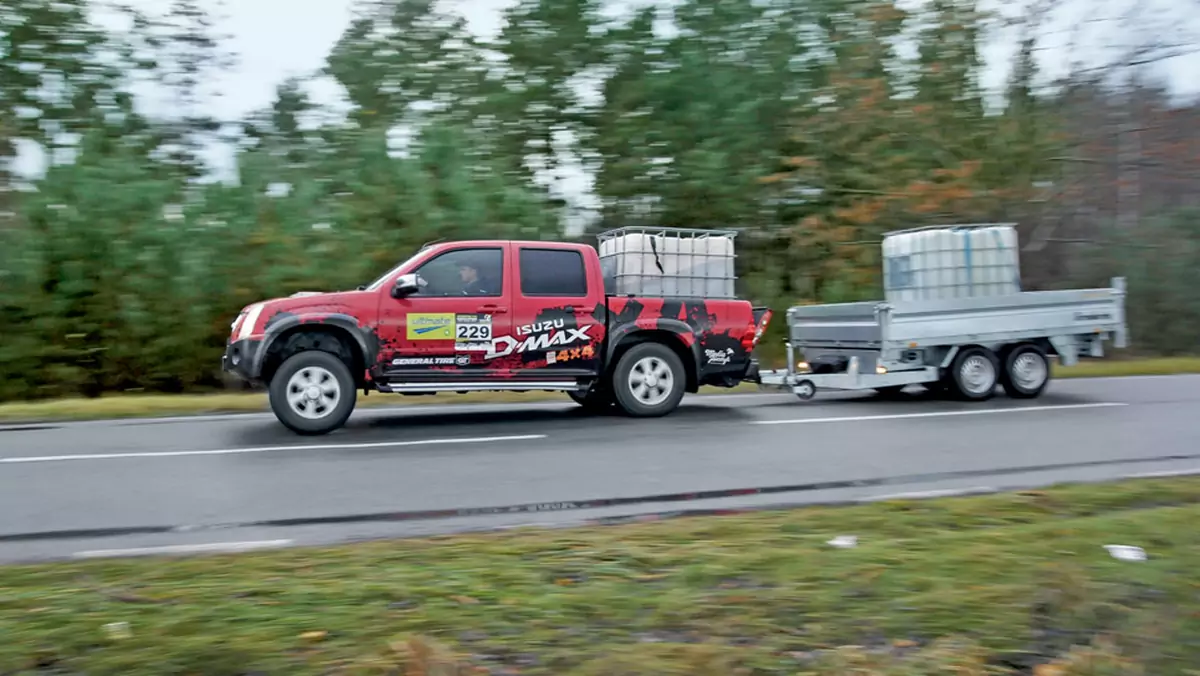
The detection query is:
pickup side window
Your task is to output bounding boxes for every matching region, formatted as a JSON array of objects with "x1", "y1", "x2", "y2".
[
  {"x1": 412, "y1": 247, "x2": 504, "y2": 297},
  {"x1": 519, "y1": 248, "x2": 587, "y2": 297}
]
